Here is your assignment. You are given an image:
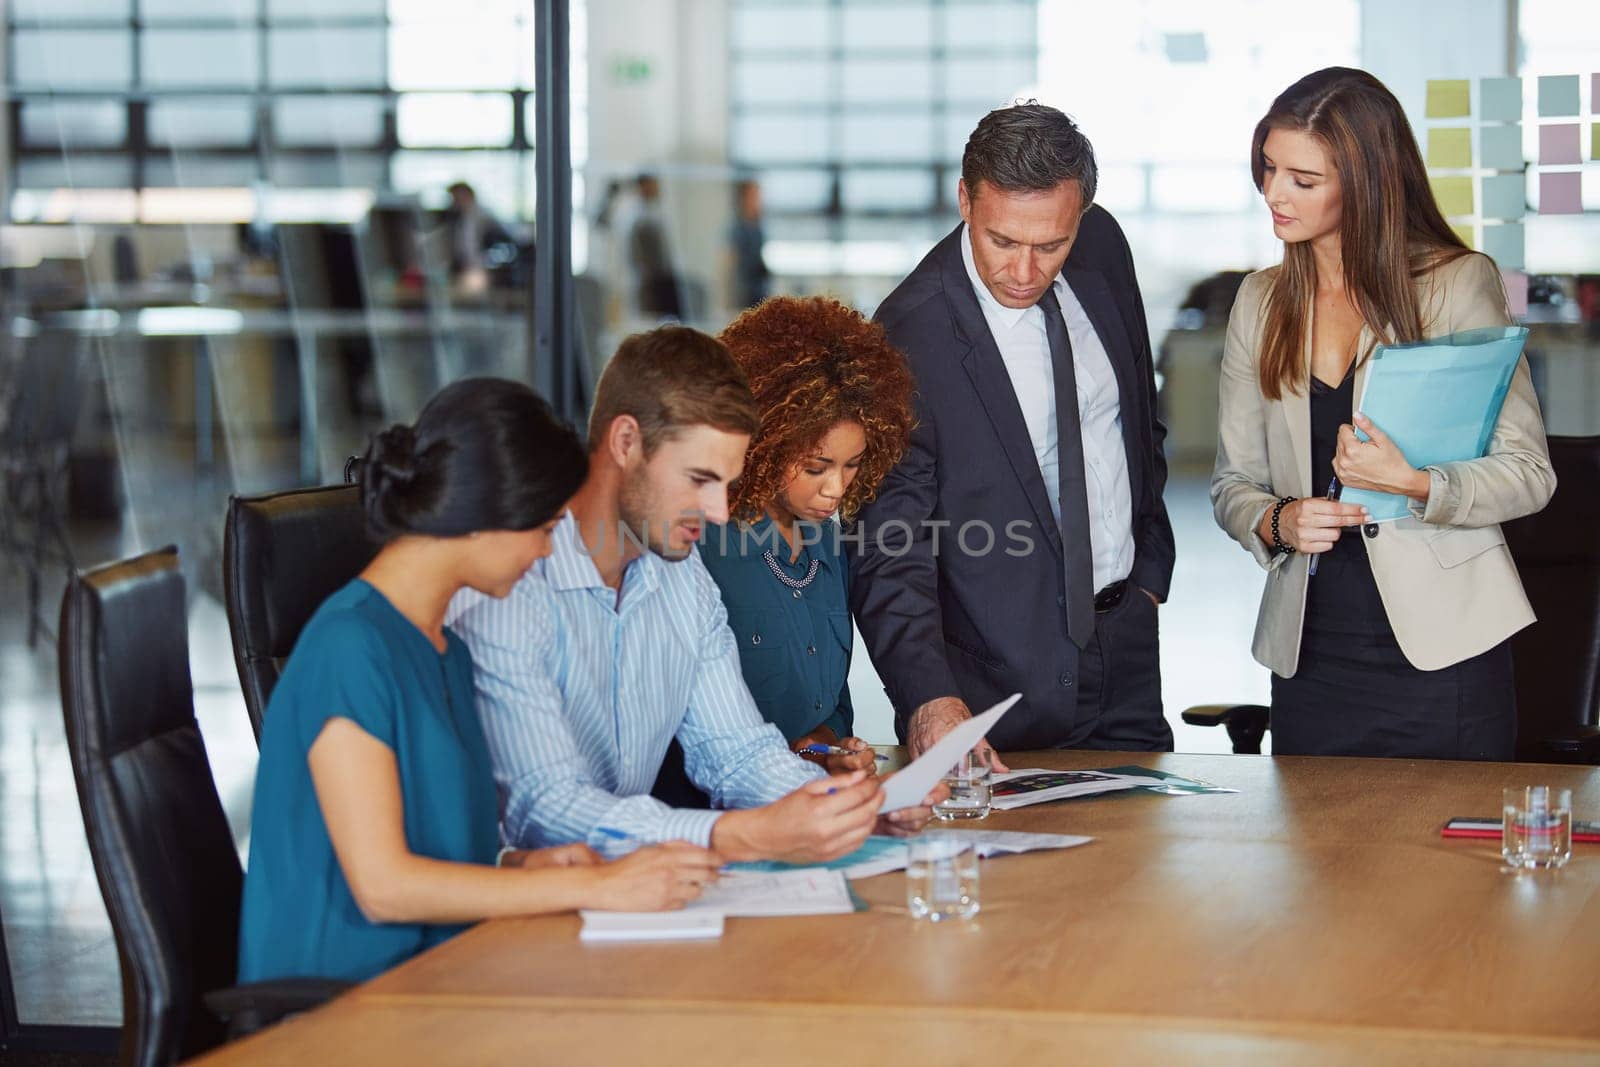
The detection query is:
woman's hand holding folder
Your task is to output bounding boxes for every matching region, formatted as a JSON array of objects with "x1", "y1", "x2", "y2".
[{"x1": 1334, "y1": 413, "x2": 1431, "y2": 501}]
